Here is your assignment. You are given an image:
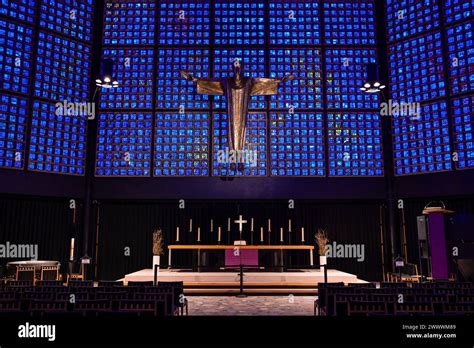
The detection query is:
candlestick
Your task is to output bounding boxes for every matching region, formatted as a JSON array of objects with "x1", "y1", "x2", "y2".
[
  {"x1": 301, "y1": 227, "x2": 305, "y2": 243},
  {"x1": 210, "y1": 219, "x2": 214, "y2": 232},
  {"x1": 176, "y1": 227, "x2": 180, "y2": 242},
  {"x1": 69, "y1": 238, "x2": 75, "y2": 261},
  {"x1": 260, "y1": 227, "x2": 264, "y2": 242},
  {"x1": 268, "y1": 218, "x2": 271, "y2": 232},
  {"x1": 197, "y1": 227, "x2": 201, "y2": 242},
  {"x1": 280, "y1": 227, "x2": 283, "y2": 242},
  {"x1": 189, "y1": 219, "x2": 192, "y2": 232},
  {"x1": 251, "y1": 218, "x2": 254, "y2": 231},
  {"x1": 218, "y1": 227, "x2": 222, "y2": 243}
]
